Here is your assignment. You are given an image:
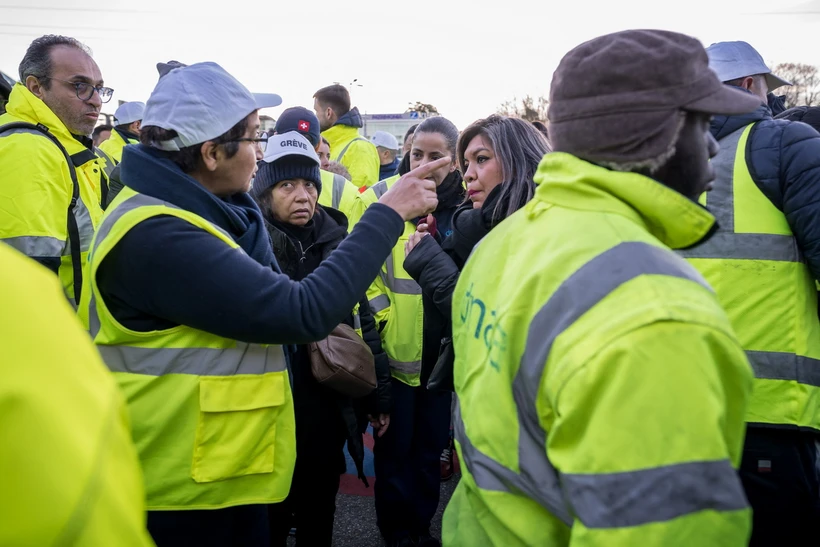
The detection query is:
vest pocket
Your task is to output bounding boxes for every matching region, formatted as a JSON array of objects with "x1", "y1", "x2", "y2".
[{"x1": 192, "y1": 372, "x2": 285, "y2": 483}]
